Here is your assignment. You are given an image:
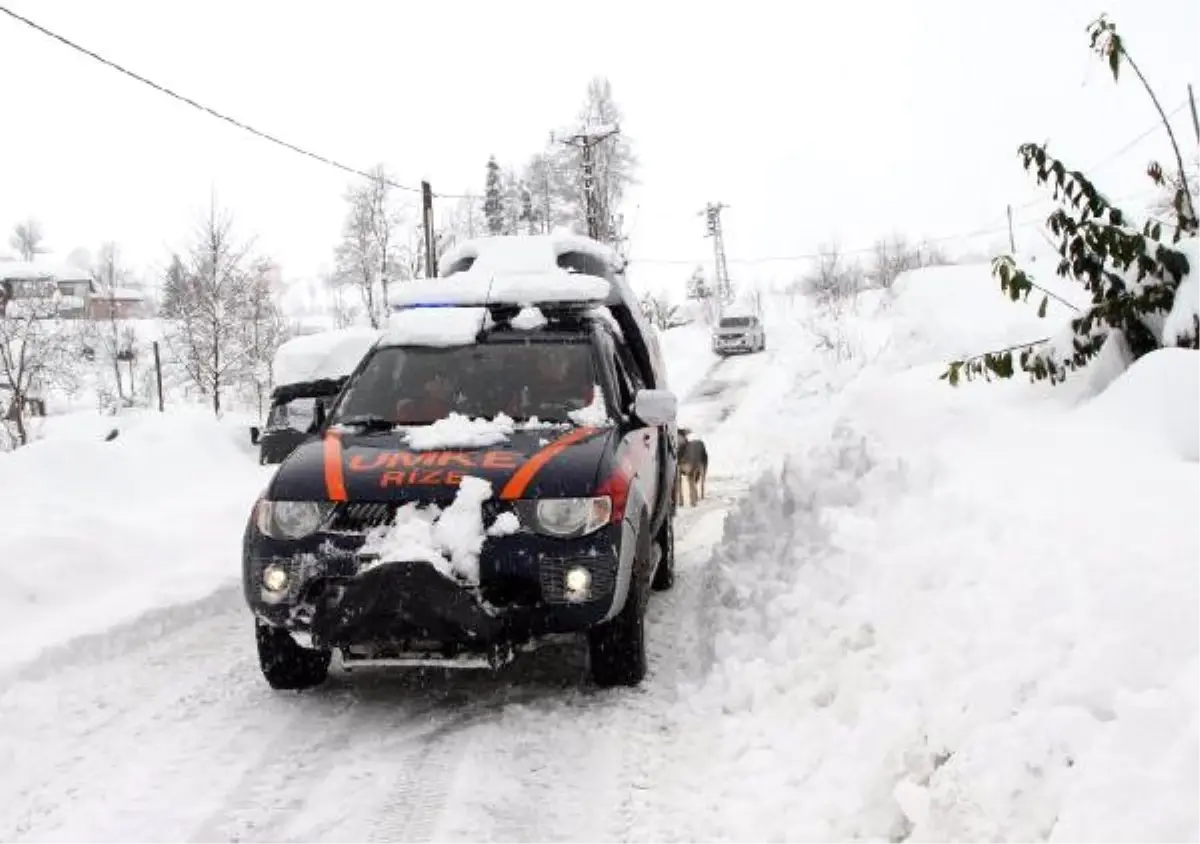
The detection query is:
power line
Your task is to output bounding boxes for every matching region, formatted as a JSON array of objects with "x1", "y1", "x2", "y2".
[
  {"x1": 631, "y1": 218, "x2": 1035, "y2": 266},
  {"x1": 0, "y1": 4, "x2": 480, "y2": 200}
]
